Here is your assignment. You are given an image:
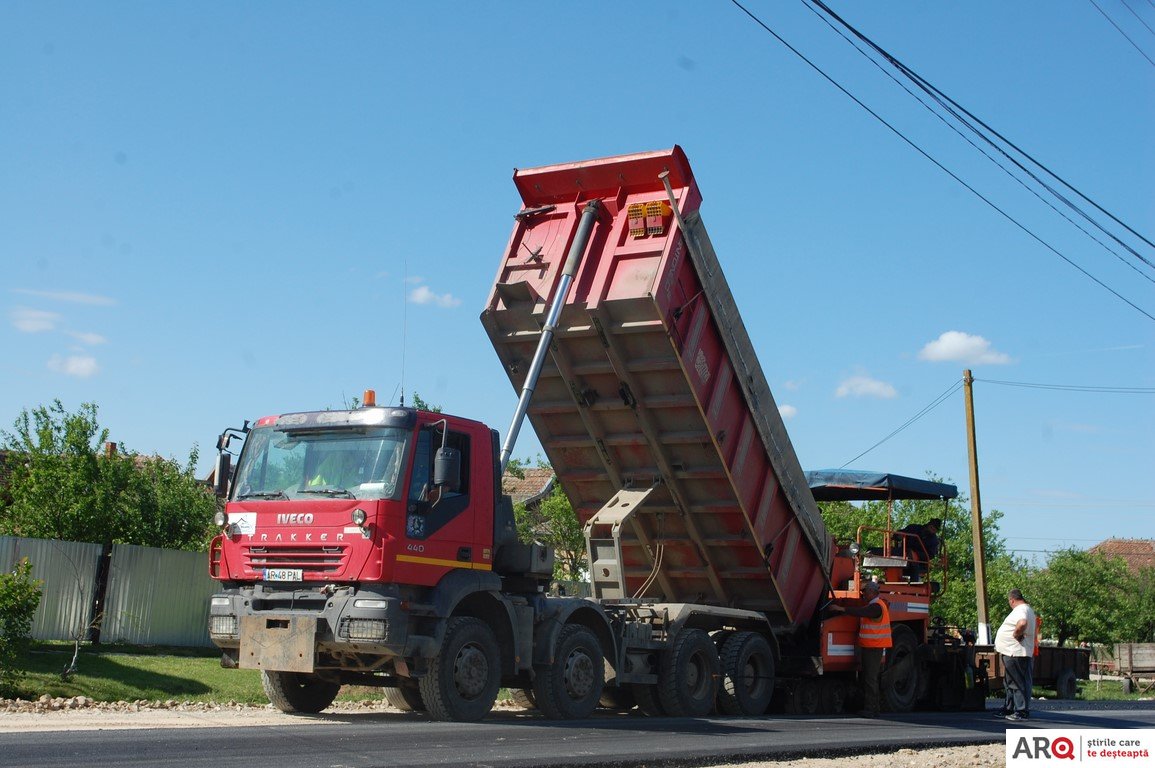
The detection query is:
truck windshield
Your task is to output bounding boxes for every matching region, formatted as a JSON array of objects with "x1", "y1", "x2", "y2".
[{"x1": 232, "y1": 425, "x2": 411, "y2": 502}]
